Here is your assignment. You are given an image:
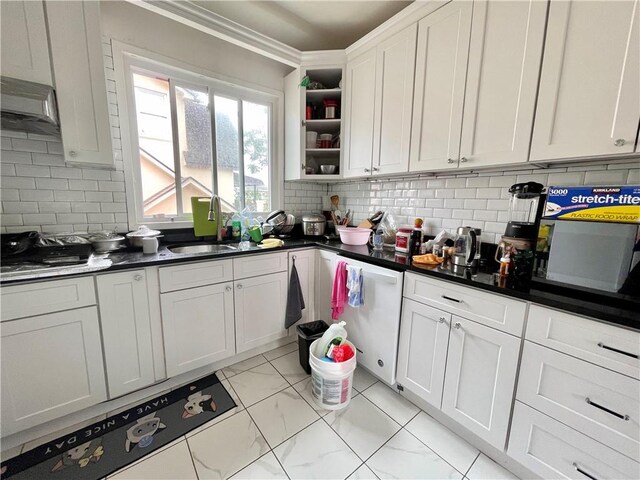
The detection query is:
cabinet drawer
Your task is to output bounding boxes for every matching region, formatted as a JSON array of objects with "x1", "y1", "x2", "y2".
[
  {"x1": 1, "y1": 277, "x2": 96, "y2": 321},
  {"x1": 508, "y1": 402, "x2": 640, "y2": 480},
  {"x1": 404, "y1": 272, "x2": 526, "y2": 336},
  {"x1": 159, "y1": 259, "x2": 233, "y2": 292},
  {"x1": 518, "y1": 341, "x2": 639, "y2": 461},
  {"x1": 527, "y1": 304, "x2": 640, "y2": 380},
  {"x1": 233, "y1": 252, "x2": 288, "y2": 280}
]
